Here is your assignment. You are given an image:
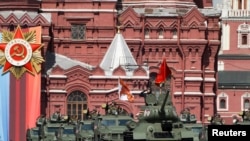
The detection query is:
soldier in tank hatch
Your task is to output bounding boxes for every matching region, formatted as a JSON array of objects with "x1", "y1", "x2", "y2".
[
  {"x1": 139, "y1": 79, "x2": 153, "y2": 97},
  {"x1": 181, "y1": 108, "x2": 190, "y2": 115},
  {"x1": 242, "y1": 107, "x2": 250, "y2": 121},
  {"x1": 117, "y1": 105, "x2": 124, "y2": 114},
  {"x1": 140, "y1": 88, "x2": 156, "y2": 106},
  {"x1": 211, "y1": 114, "x2": 224, "y2": 125},
  {"x1": 107, "y1": 101, "x2": 119, "y2": 115},
  {"x1": 139, "y1": 88, "x2": 152, "y2": 97},
  {"x1": 52, "y1": 108, "x2": 62, "y2": 121},
  {"x1": 105, "y1": 102, "x2": 109, "y2": 115},
  {"x1": 90, "y1": 108, "x2": 100, "y2": 119},
  {"x1": 181, "y1": 108, "x2": 191, "y2": 122}
]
